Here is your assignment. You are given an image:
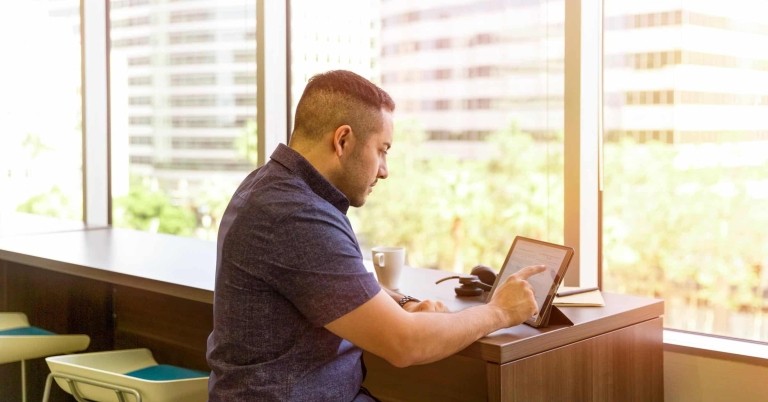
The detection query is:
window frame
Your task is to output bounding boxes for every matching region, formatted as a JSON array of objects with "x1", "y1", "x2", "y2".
[
  {"x1": 82, "y1": 0, "x2": 111, "y2": 227},
  {"x1": 256, "y1": 0, "x2": 290, "y2": 166},
  {"x1": 82, "y1": 1, "x2": 603, "y2": 281},
  {"x1": 563, "y1": 0, "x2": 601, "y2": 288},
  {"x1": 81, "y1": 0, "x2": 290, "y2": 225},
  {"x1": 80, "y1": 0, "x2": 600, "y2": 283}
]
